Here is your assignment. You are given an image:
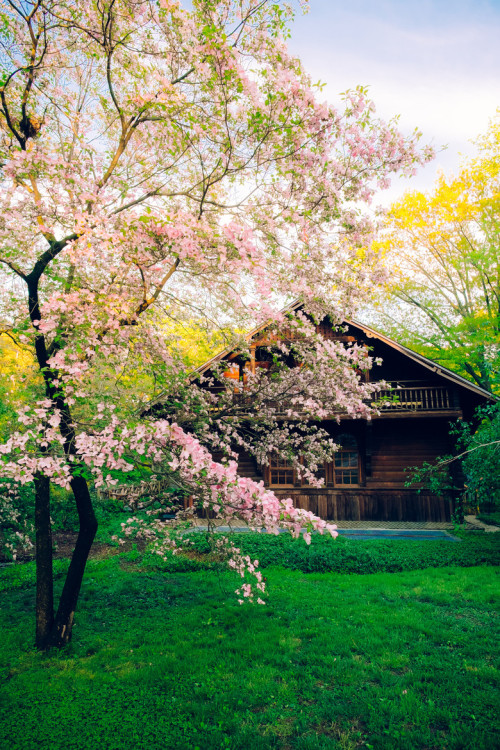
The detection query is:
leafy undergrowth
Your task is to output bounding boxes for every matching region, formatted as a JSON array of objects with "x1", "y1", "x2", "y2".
[
  {"x1": 3, "y1": 532, "x2": 499, "y2": 586},
  {"x1": 171, "y1": 530, "x2": 500, "y2": 576},
  {"x1": 1, "y1": 559, "x2": 499, "y2": 749}
]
